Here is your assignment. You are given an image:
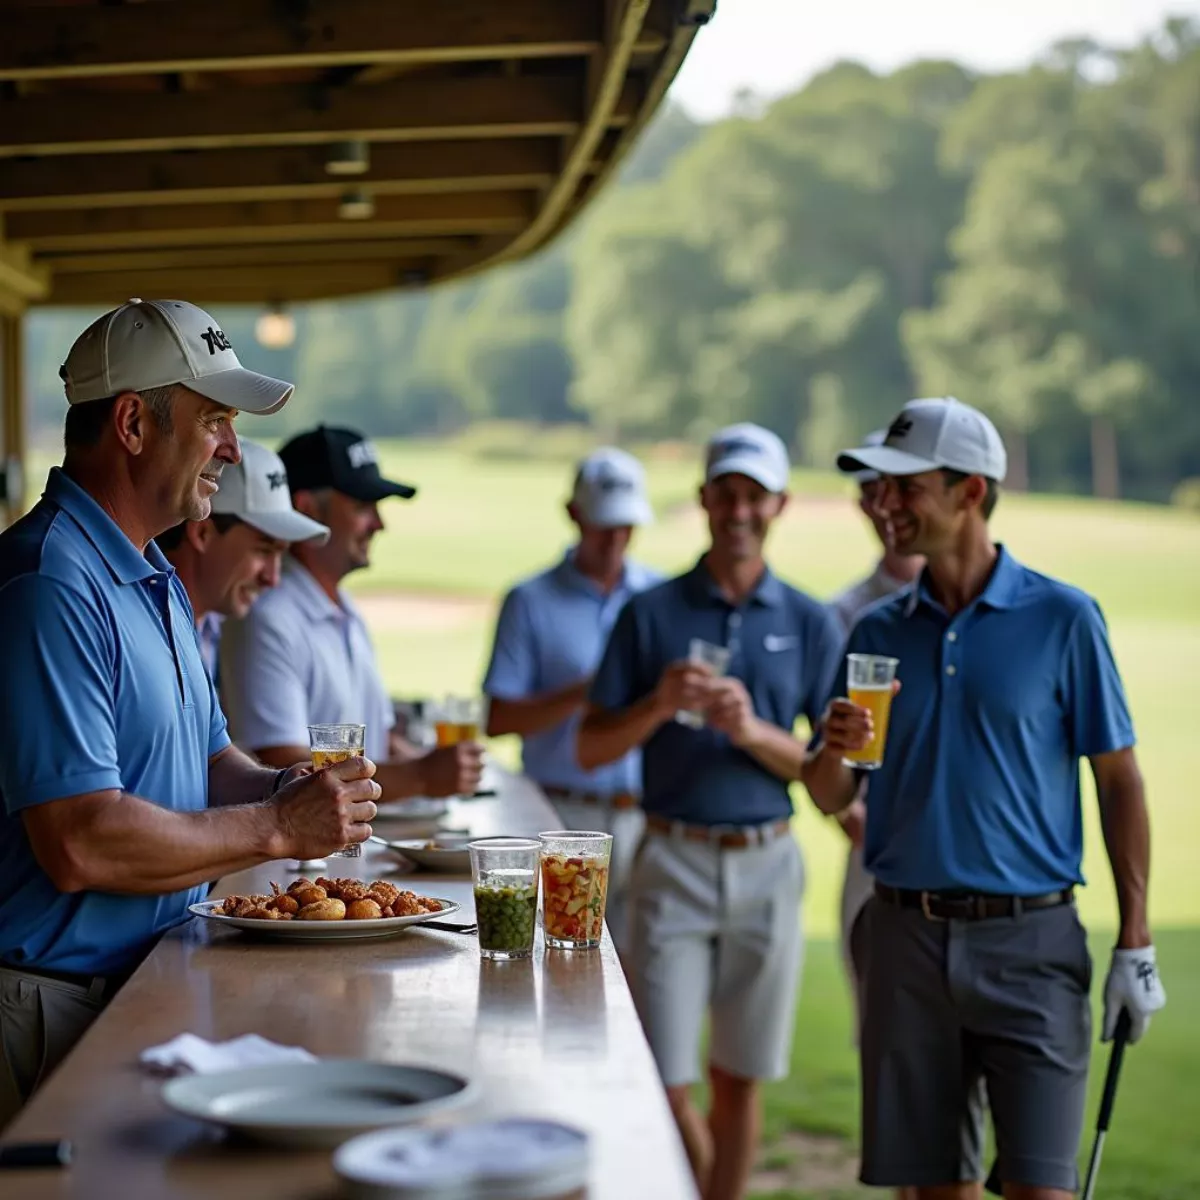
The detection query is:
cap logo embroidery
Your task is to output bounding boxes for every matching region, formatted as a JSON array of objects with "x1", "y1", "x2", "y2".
[
  {"x1": 266, "y1": 470, "x2": 287, "y2": 491},
  {"x1": 709, "y1": 436, "x2": 761, "y2": 464},
  {"x1": 347, "y1": 440, "x2": 378, "y2": 469},
  {"x1": 200, "y1": 327, "x2": 232, "y2": 355},
  {"x1": 887, "y1": 414, "x2": 914, "y2": 442}
]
